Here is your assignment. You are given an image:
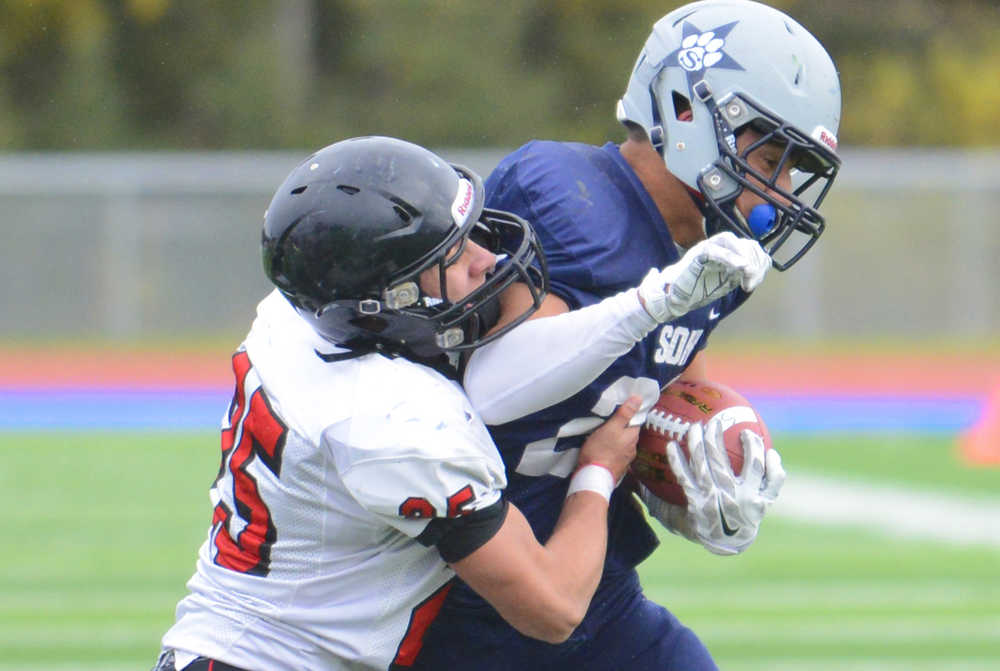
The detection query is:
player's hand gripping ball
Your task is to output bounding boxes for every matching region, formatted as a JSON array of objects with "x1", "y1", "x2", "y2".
[{"x1": 632, "y1": 379, "x2": 771, "y2": 505}]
